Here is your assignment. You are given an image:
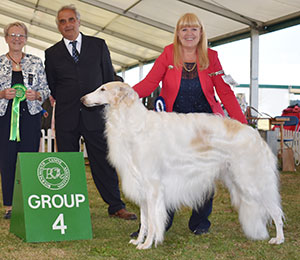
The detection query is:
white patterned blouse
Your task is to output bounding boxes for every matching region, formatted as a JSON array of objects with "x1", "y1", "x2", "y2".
[{"x1": 0, "y1": 53, "x2": 50, "y2": 116}]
